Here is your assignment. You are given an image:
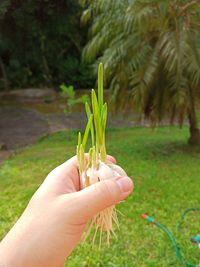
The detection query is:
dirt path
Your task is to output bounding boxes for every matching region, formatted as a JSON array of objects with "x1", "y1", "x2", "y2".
[
  {"x1": 0, "y1": 107, "x2": 50, "y2": 164},
  {"x1": 0, "y1": 107, "x2": 49, "y2": 150},
  {"x1": 0, "y1": 106, "x2": 138, "y2": 164}
]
